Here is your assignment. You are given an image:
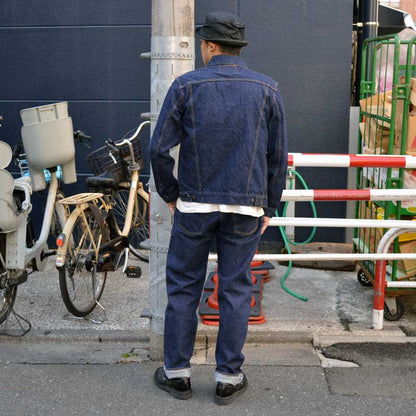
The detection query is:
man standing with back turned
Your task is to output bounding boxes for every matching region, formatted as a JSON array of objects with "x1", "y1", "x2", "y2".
[{"x1": 150, "y1": 11, "x2": 287, "y2": 405}]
